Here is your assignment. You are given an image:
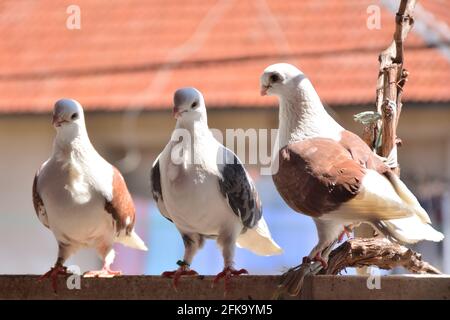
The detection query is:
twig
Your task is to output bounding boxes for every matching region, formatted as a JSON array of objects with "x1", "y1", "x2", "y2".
[
  {"x1": 367, "y1": 0, "x2": 416, "y2": 166},
  {"x1": 321, "y1": 238, "x2": 441, "y2": 275}
]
